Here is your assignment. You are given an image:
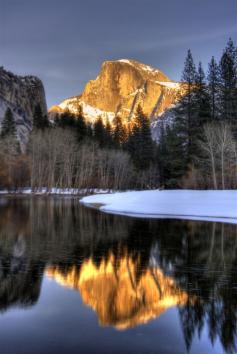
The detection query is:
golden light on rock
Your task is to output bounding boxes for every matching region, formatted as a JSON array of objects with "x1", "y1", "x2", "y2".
[
  {"x1": 47, "y1": 253, "x2": 190, "y2": 330},
  {"x1": 49, "y1": 59, "x2": 189, "y2": 124}
]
